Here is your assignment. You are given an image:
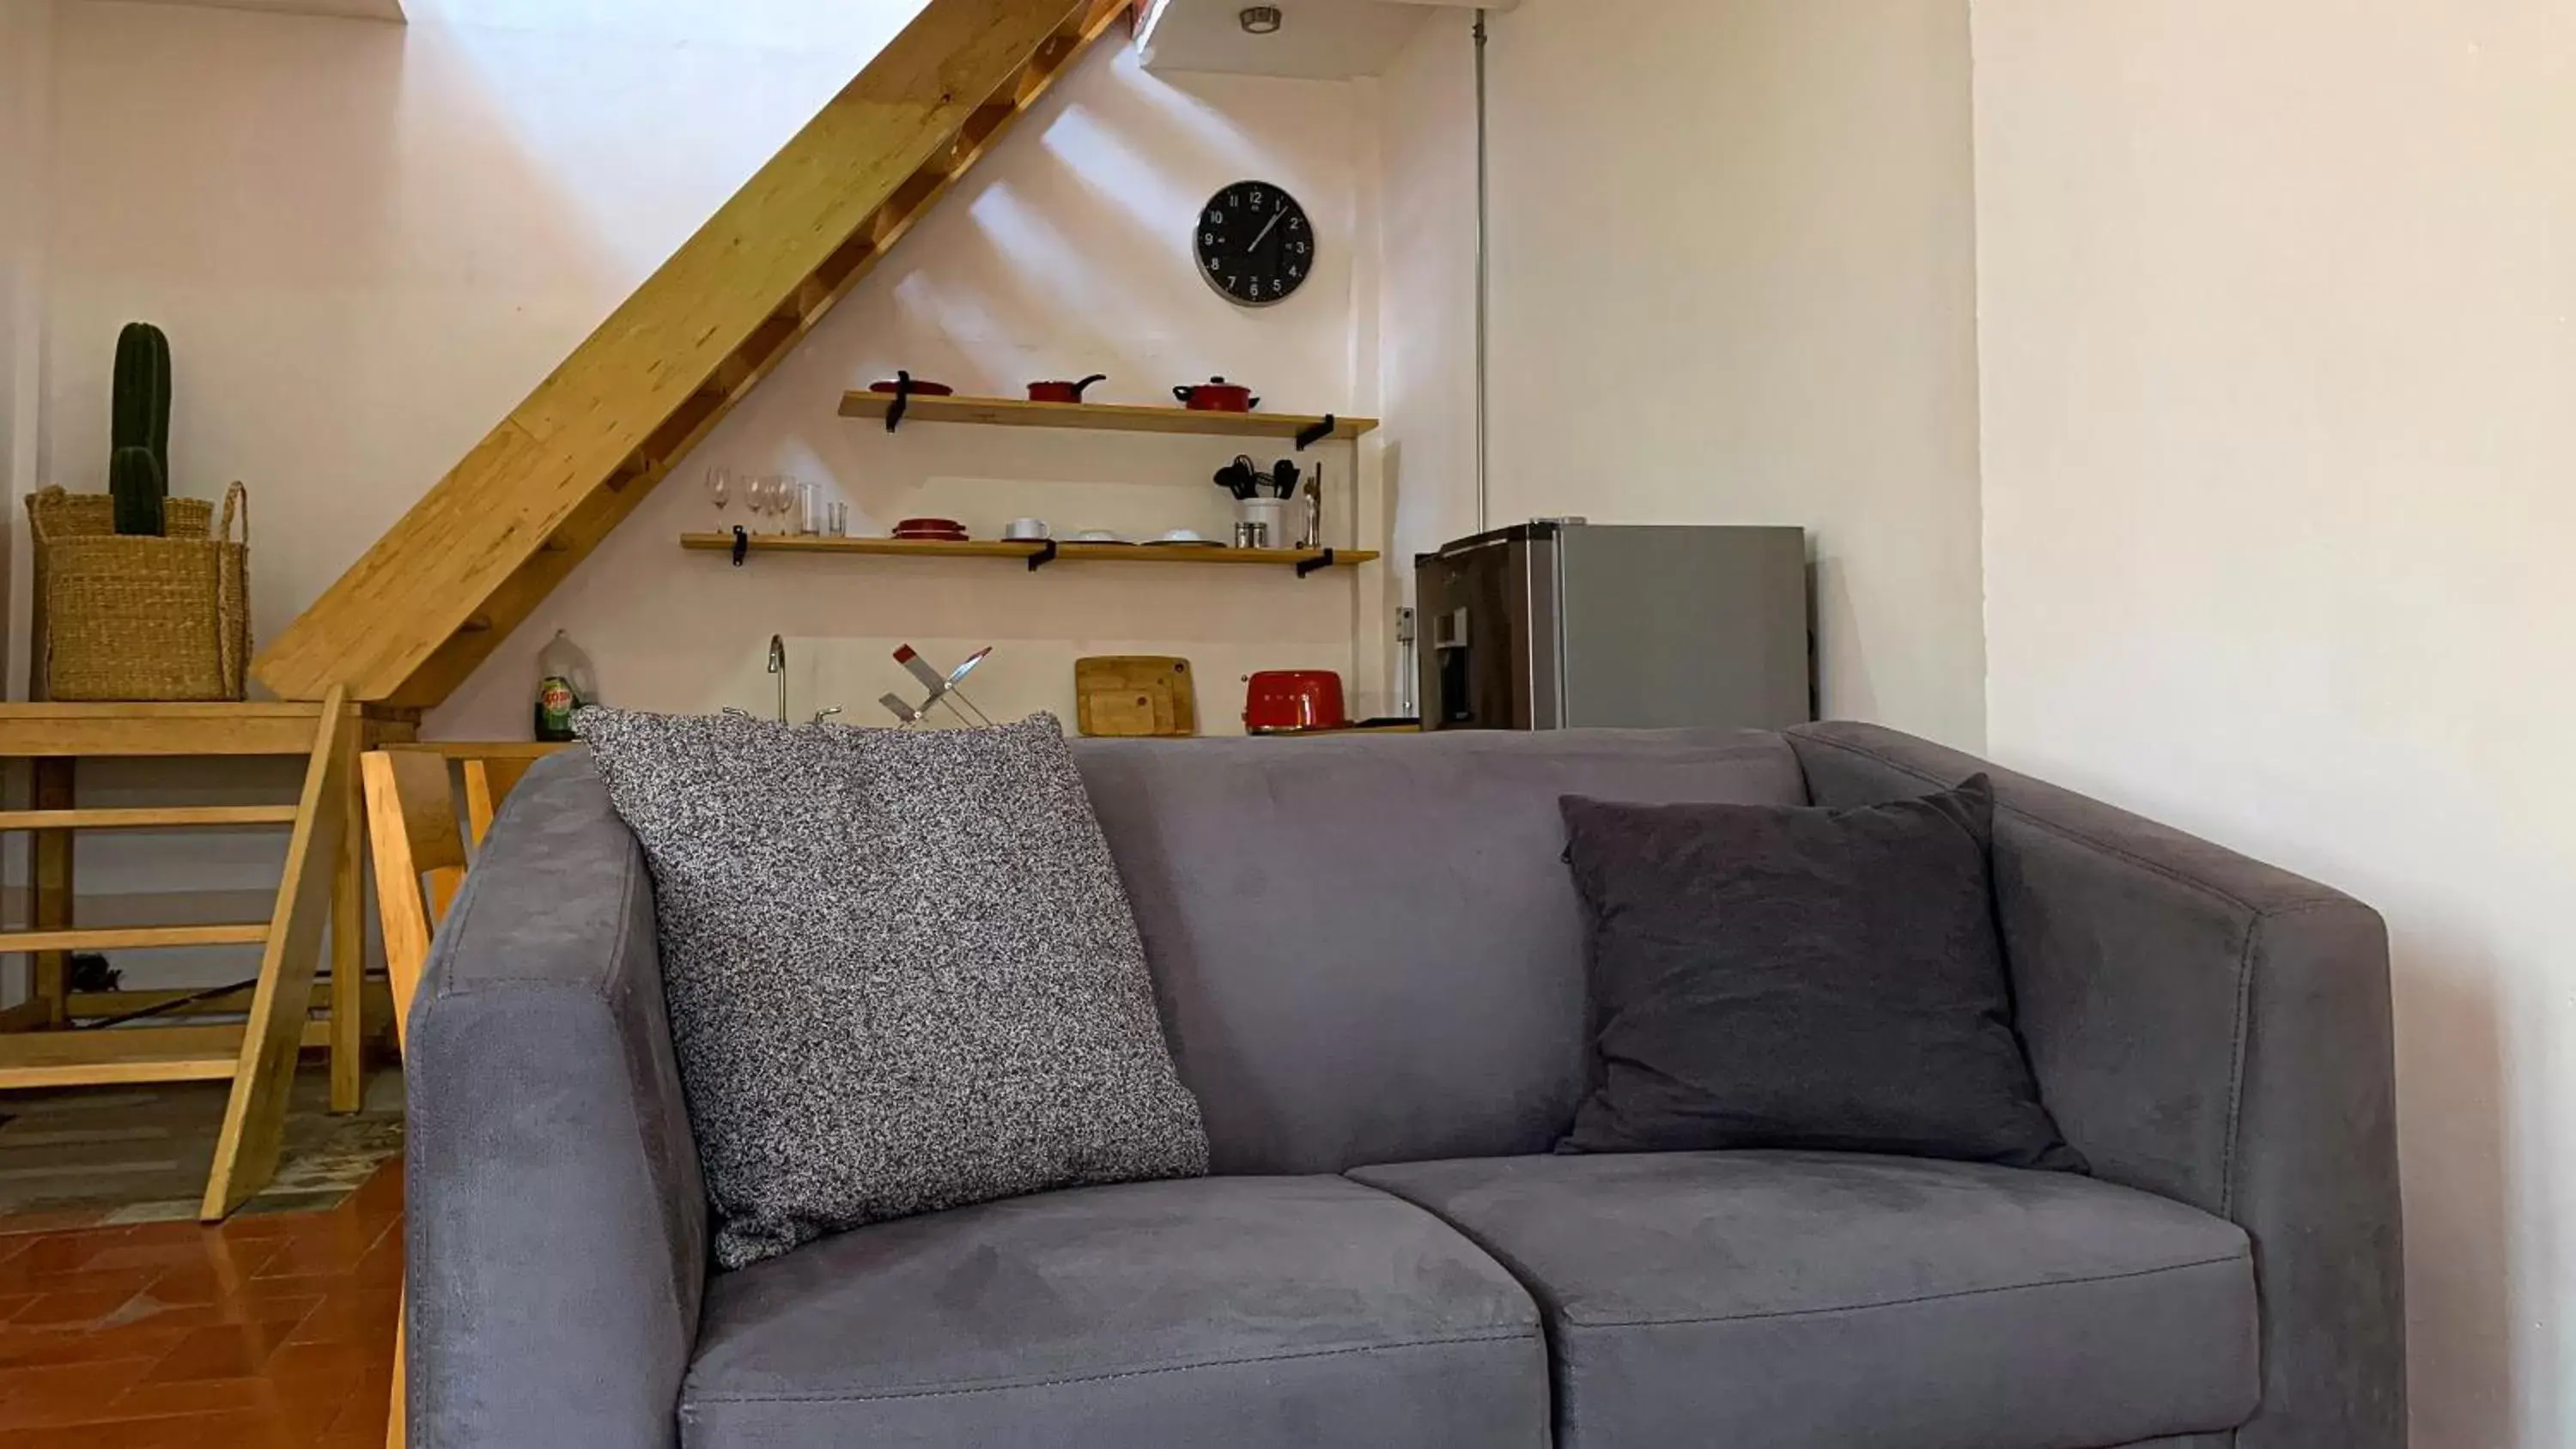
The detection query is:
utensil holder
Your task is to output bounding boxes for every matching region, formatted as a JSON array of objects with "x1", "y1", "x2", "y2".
[{"x1": 1233, "y1": 499, "x2": 1290, "y2": 549}]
